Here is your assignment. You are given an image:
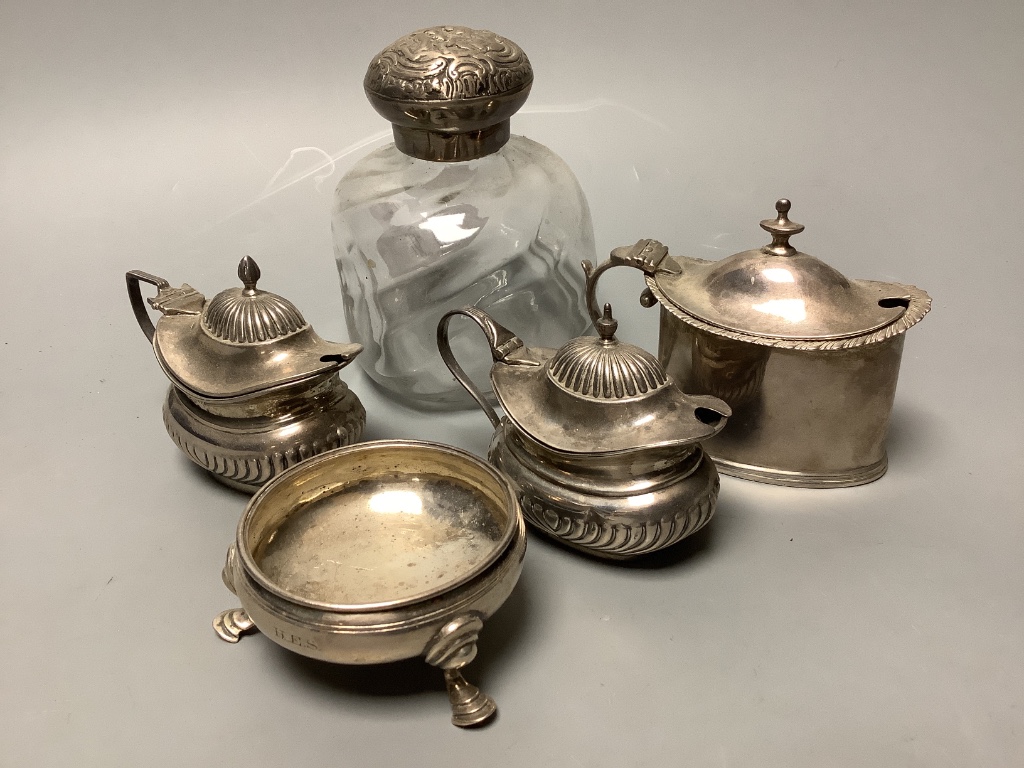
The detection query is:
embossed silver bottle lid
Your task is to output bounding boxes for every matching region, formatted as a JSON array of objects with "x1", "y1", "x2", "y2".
[
  {"x1": 649, "y1": 199, "x2": 932, "y2": 343},
  {"x1": 363, "y1": 26, "x2": 533, "y2": 162},
  {"x1": 150, "y1": 256, "x2": 362, "y2": 400}
]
